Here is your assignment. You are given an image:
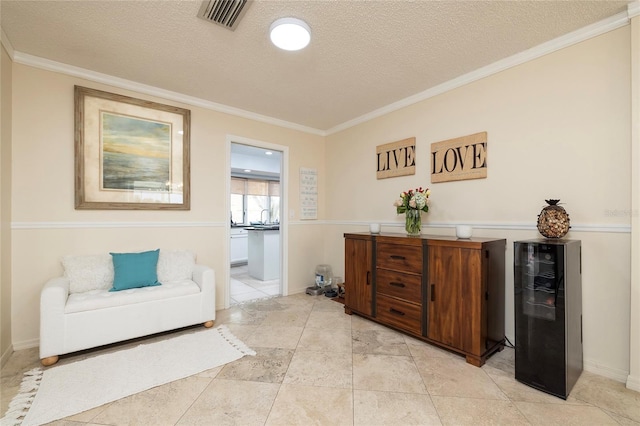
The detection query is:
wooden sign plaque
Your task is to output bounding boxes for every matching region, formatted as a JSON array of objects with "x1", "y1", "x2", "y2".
[
  {"x1": 376, "y1": 137, "x2": 416, "y2": 179},
  {"x1": 431, "y1": 132, "x2": 487, "y2": 183}
]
